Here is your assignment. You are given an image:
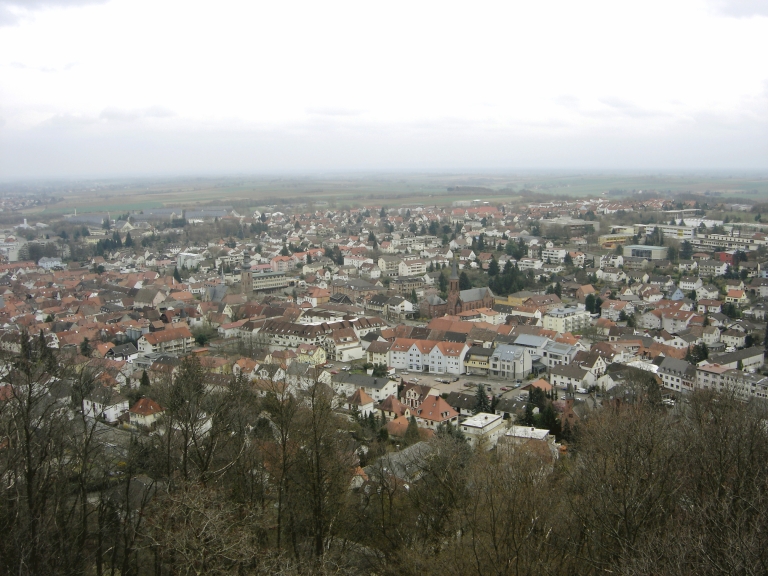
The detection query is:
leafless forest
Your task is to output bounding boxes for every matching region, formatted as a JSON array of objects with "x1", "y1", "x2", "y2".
[{"x1": 2, "y1": 335, "x2": 767, "y2": 576}]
